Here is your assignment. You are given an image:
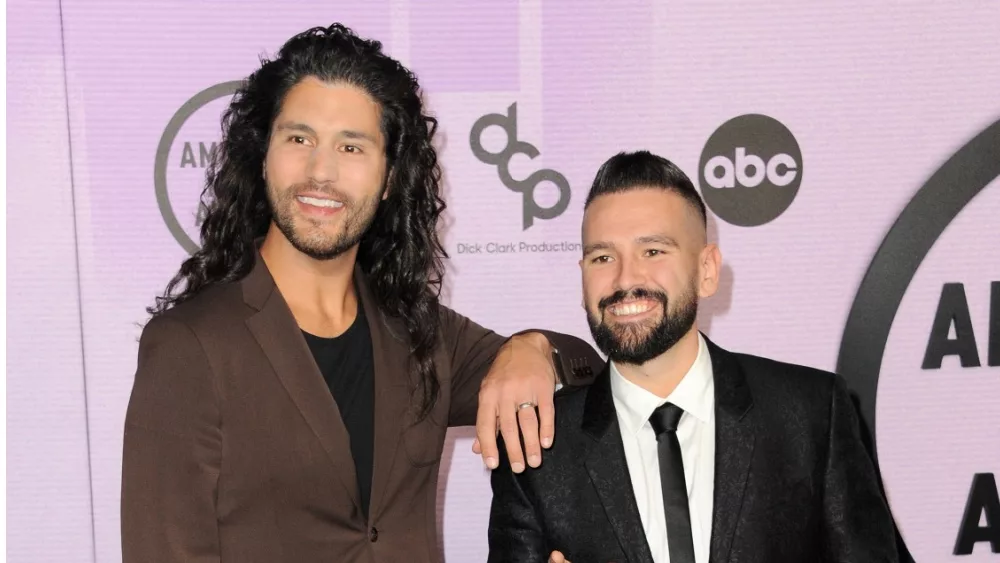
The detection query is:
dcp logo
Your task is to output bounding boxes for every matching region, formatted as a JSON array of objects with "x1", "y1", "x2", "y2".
[
  {"x1": 470, "y1": 103, "x2": 571, "y2": 230},
  {"x1": 698, "y1": 114, "x2": 803, "y2": 227},
  {"x1": 154, "y1": 81, "x2": 241, "y2": 254}
]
